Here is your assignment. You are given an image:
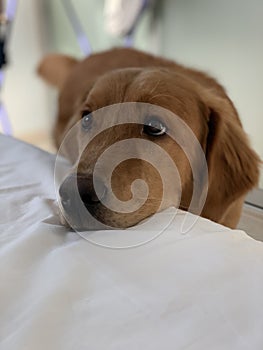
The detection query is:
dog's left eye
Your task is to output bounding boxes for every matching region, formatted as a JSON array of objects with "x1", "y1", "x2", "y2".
[
  {"x1": 143, "y1": 119, "x2": 167, "y2": 136},
  {"x1": 81, "y1": 110, "x2": 92, "y2": 131}
]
